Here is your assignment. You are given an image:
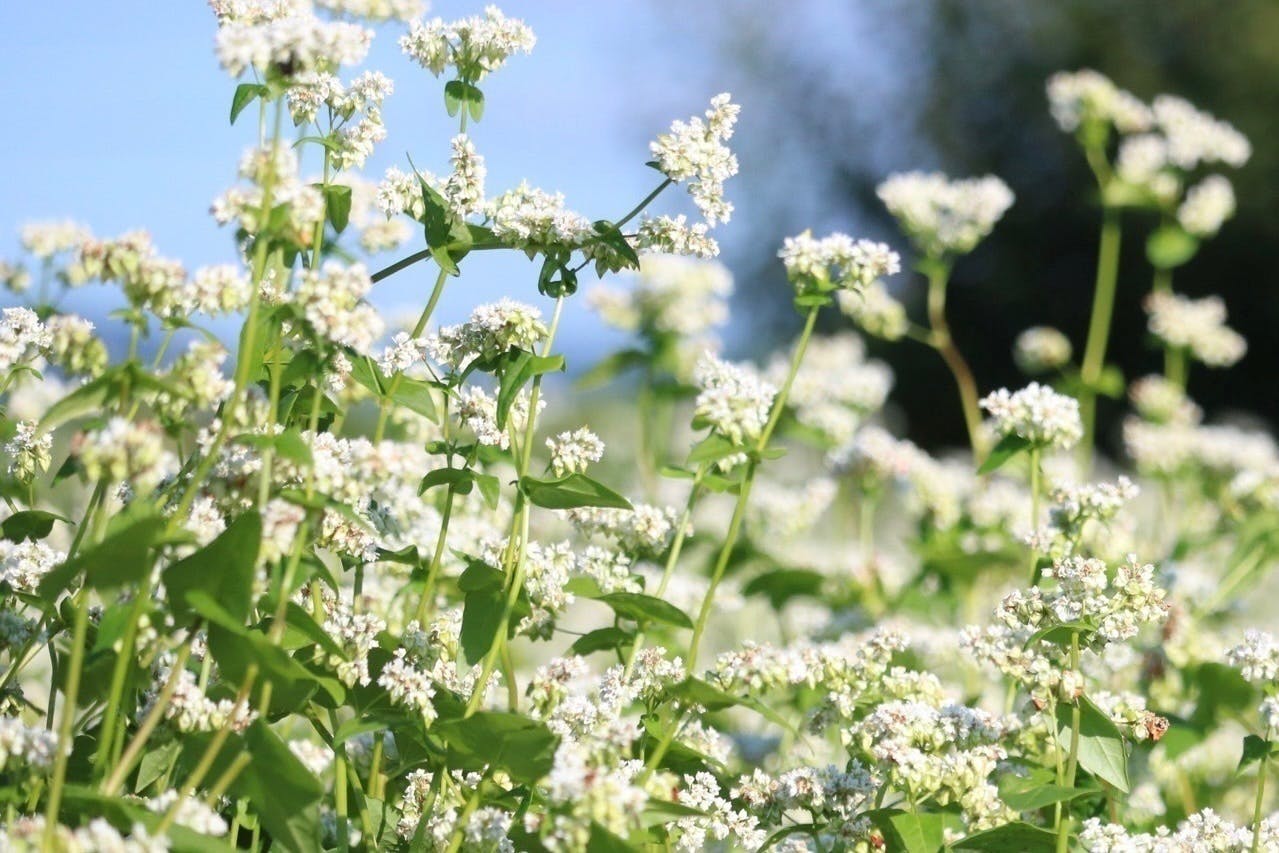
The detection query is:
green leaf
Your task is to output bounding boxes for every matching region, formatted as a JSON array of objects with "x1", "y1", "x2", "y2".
[
  {"x1": 1192, "y1": 663, "x2": 1257, "y2": 728},
  {"x1": 1055, "y1": 695, "x2": 1130, "y2": 792},
  {"x1": 391, "y1": 376, "x2": 440, "y2": 421},
  {"x1": 1146, "y1": 225, "x2": 1200, "y2": 270},
  {"x1": 37, "y1": 507, "x2": 165, "y2": 598},
  {"x1": 496, "y1": 351, "x2": 565, "y2": 428},
  {"x1": 1, "y1": 510, "x2": 70, "y2": 543},
  {"x1": 594, "y1": 592, "x2": 692, "y2": 628},
  {"x1": 38, "y1": 369, "x2": 119, "y2": 430},
  {"x1": 1239, "y1": 734, "x2": 1275, "y2": 773},
  {"x1": 164, "y1": 512, "x2": 261, "y2": 625},
  {"x1": 230, "y1": 82, "x2": 267, "y2": 125},
  {"x1": 686, "y1": 433, "x2": 744, "y2": 466},
  {"x1": 460, "y1": 583, "x2": 504, "y2": 666},
  {"x1": 239, "y1": 719, "x2": 324, "y2": 851},
  {"x1": 953, "y1": 821, "x2": 1058, "y2": 852},
  {"x1": 576, "y1": 349, "x2": 648, "y2": 390},
  {"x1": 322, "y1": 183, "x2": 353, "y2": 233},
  {"x1": 742, "y1": 568, "x2": 825, "y2": 610},
  {"x1": 434, "y1": 711, "x2": 559, "y2": 783},
  {"x1": 1000, "y1": 783, "x2": 1094, "y2": 812},
  {"x1": 978, "y1": 432, "x2": 1032, "y2": 474},
  {"x1": 419, "y1": 467, "x2": 476, "y2": 495},
  {"x1": 206, "y1": 623, "x2": 320, "y2": 715},
  {"x1": 585, "y1": 821, "x2": 640, "y2": 852},
  {"x1": 866, "y1": 808, "x2": 946, "y2": 853},
  {"x1": 520, "y1": 473, "x2": 632, "y2": 511},
  {"x1": 569, "y1": 627, "x2": 634, "y2": 656},
  {"x1": 663, "y1": 677, "x2": 793, "y2": 731}
]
